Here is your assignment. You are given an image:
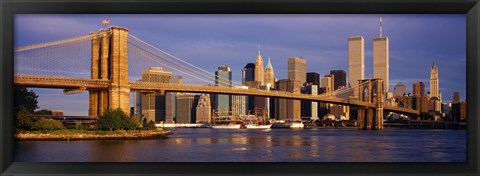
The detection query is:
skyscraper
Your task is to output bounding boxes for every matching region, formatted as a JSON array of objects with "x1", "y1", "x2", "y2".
[
  {"x1": 140, "y1": 67, "x2": 171, "y2": 122},
  {"x1": 141, "y1": 67, "x2": 171, "y2": 83},
  {"x1": 373, "y1": 18, "x2": 390, "y2": 94},
  {"x1": 170, "y1": 75, "x2": 183, "y2": 84},
  {"x1": 231, "y1": 94, "x2": 247, "y2": 118},
  {"x1": 429, "y1": 62, "x2": 441, "y2": 112},
  {"x1": 348, "y1": 36, "x2": 365, "y2": 95},
  {"x1": 275, "y1": 79, "x2": 301, "y2": 120},
  {"x1": 306, "y1": 72, "x2": 320, "y2": 86},
  {"x1": 413, "y1": 81, "x2": 425, "y2": 97},
  {"x1": 196, "y1": 94, "x2": 211, "y2": 123},
  {"x1": 301, "y1": 84, "x2": 318, "y2": 119},
  {"x1": 133, "y1": 90, "x2": 142, "y2": 118},
  {"x1": 165, "y1": 75, "x2": 183, "y2": 123},
  {"x1": 321, "y1": 74, "x2": 334, "y2": 96},
  {"x1": 242, "y1": 63, "x2": 255, "y2": 85},
  {"x1": 176, "y1": 93, "x2": 199, "y2": 123},
  {"x1": 242, "y1": 63, "x2": 256, "y2": 113},
  {"x1": 393, "y1": 82, "x2": 407, "y2": 97},
  {"x1": 264, "y1": 57, "x2": 275, "y2": 88},
  {"x1": 254, "y1": 50, "x2": 264, "y2": 85},
  {"x1": 215, "y1": 65, "x2": 232, "y2": 116},
  {"x1": 254, "y1": 85, "x2": 270, "y2": 118},
  {"x1": 330, "y1": 70, "x2": 347, "y2": 90},
  {"x1": 165, "y1": 93, "x2": 176, "y2": 123},
  {"x1": 430, "y1": 63, "x2": 440, "y2": 99},
  {"x1": 288, "y1": 57, "x2": 307, "y2": 84},
  {"x1": 412, "y1": 81, "x2": 429, "y2": 113},
  {"x1": 452, "y1": 92, "x2": 460, "y2": 103}
]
